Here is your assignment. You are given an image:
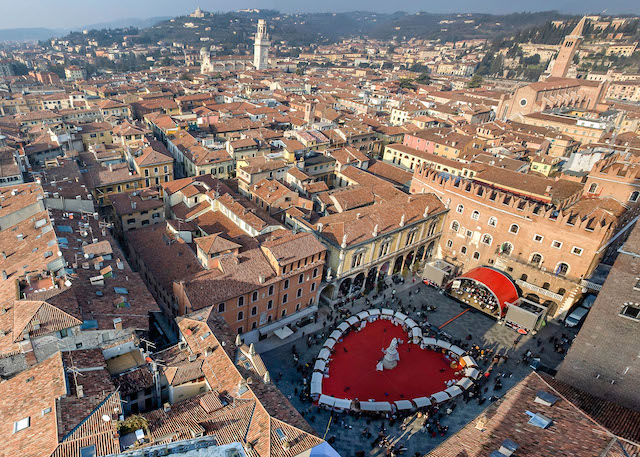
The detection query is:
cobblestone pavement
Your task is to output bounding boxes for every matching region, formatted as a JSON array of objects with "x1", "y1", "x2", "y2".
[{"x1": 261, "y1": 276, "x2": 578, "y2": 456}]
